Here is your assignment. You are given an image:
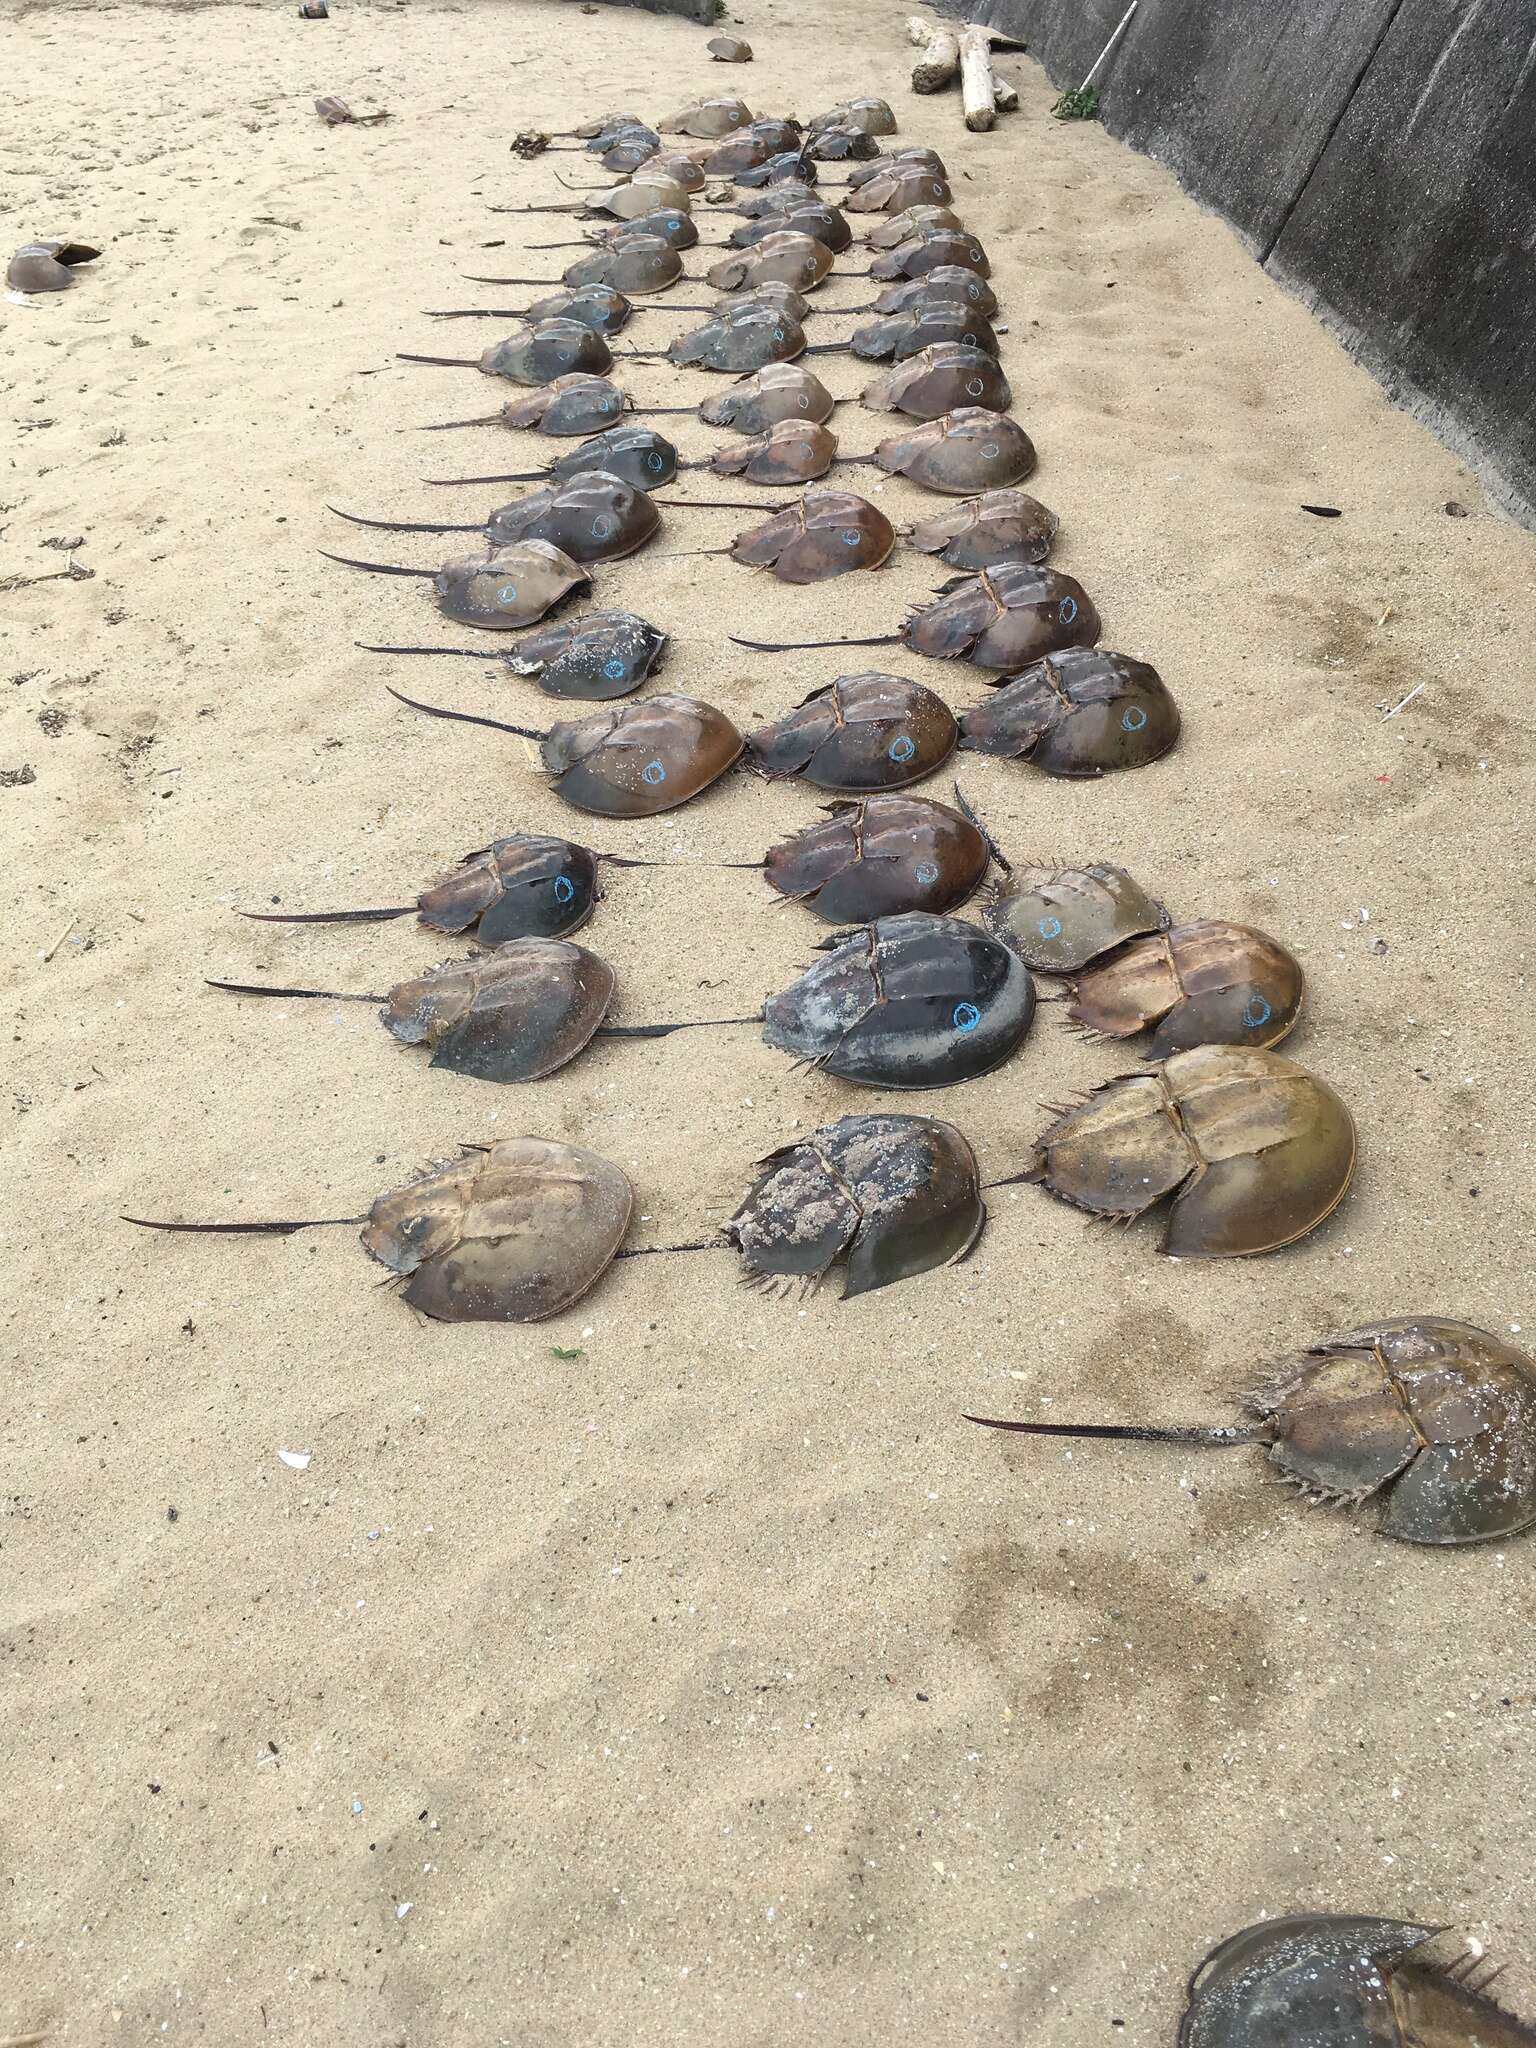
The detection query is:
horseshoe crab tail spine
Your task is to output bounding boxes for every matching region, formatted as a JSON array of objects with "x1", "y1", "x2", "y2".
[
  {"x1": 123, "y1": 1214, "x2": 365, "y2": 1237},
  {"x1": 951, "y1": 782, "x2": 1011, "y2": 873},
  {"x1": 964, "y1": 1414, "x2": 1255, "y2": 1448},
  {"x1": 727, "y1": 631, "x2": 900, "y2": 651},
  {"x1": 635, "y1": 404, "x2": 704, "y2": 416},
  {"x1": 238, "y1": 906, "x2": 415, "y2": 926},
  {"x1": 416, "y1": 412, "x2": 511, "y2": 432},
  {"x1": 318, "y1": 550, "x2": 438, "y2": 579},
  {"x1": 455, "y1": 276, "x2": 563, "y2": 286},
  {"x1": 595, "y1": 1014, "x2": 764, "y2": 1038},
  {"x1": 614, "y1": 1235, "x2": 726, "y2": 1260},
  {"x1": 422, "y1": 307, "x2": 526, "y2": 319},
  {"x1": 418, "y1": 471, "x2": 546, "y2": 486},
  {"x1": 486, "y1": 203, "x2": 583, "y2": 216},
  {"x1": 327, "y1": 505, "x2": 482, "y2": 535},
  {"x1": 386, "y1": 685, "x2": 546, "y2": 742},
  {"x1": 356, "y1": 641, "x2": 501, "y2": 658},
  {"x1": 654, "y1": 496, "x2": 786, "y2": 512},
  {"x1": 205, "y1": 979, "x2": 387, "y2": 1004},
  {"x1": 396, "y1": 352, "x2": 485, "y2": 369}
]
